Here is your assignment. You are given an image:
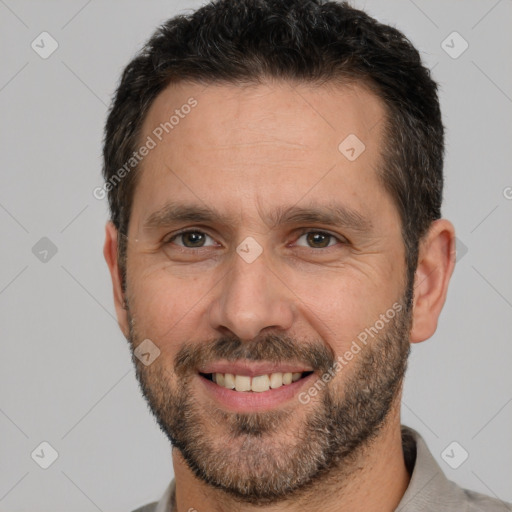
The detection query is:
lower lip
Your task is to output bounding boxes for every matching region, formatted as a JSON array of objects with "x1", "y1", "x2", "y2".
[{"x1": 199, "y1": 373, "x2": 316, "y2": 412}]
